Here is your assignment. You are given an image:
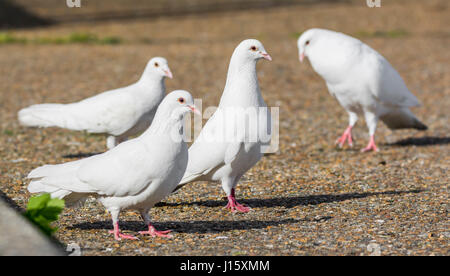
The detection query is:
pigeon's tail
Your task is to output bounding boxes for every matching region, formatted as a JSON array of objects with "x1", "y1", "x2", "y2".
[
  {"x1": 28, "y1": 182, "x2": 88, "y2": 207},
  {"x1": 18, "y1": 103, "x2": 75, "y2": 129},
  {"x1": 172, "y1": 183, "x2": 187, "y2": 193},
  {"x1": 27, "y1": 160, "x2": 95, "y2": 207},
  {"x1": 380, "y1": 107, "x2": 428, "y2": 131}
]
